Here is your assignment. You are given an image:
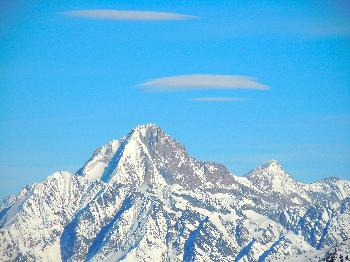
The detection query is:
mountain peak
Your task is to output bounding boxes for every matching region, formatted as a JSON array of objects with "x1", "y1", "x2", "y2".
[
  {"x1": 78, "y1": 123, "x2": 189, "y2": 186},
  {"x1": 260, "y1": 159, "x2": 283, "y2": 171},
  {"x1": 131, "y1": 123, "x2": 163, "y2": 136},
  {"x1": 255, "y1": 159, "x2": 291, "y2": 180},
  {"x1": 127, "y1": 123, "x2": 168, "y2": 146},
  {"x1": 246, "y1": 159, "x2": 297, "y2": 194},
  {"x1": 2, "y1": 124, "x2": 350, "y2": 261}
]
